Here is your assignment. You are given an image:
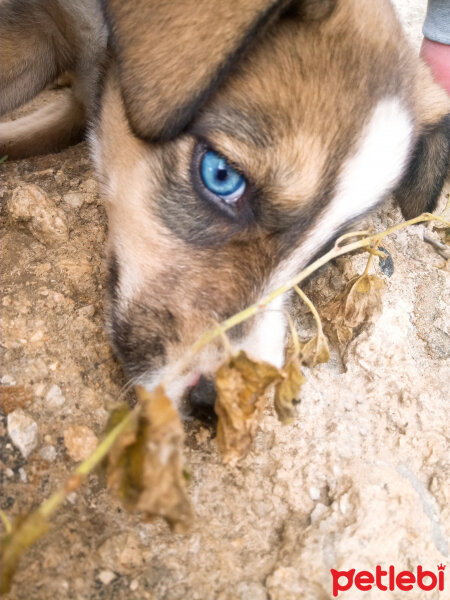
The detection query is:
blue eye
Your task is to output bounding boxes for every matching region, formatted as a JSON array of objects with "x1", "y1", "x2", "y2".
[{"x1": 200, "y1": 151, "x2": 246, "y2": 204}]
